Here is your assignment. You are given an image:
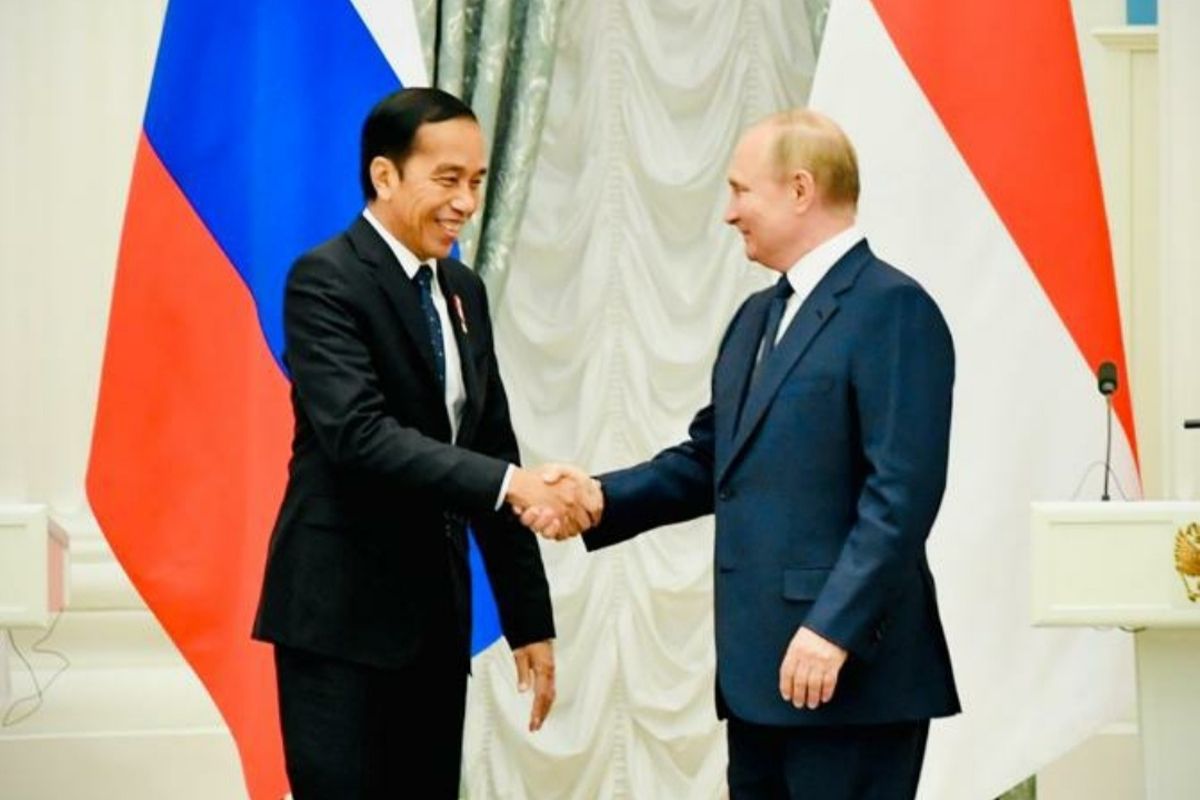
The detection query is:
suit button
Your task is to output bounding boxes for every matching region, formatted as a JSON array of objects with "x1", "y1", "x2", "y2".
[{"x1": 718, "y1": 489, "x2": 733, "y2": 501}]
